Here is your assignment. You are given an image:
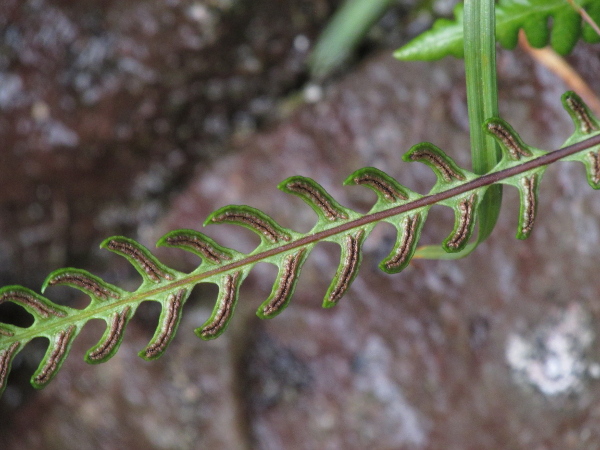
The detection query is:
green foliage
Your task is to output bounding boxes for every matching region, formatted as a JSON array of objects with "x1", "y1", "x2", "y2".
[
  {"x1": 1, "y1": 92, "x2": 600, "y2": 396},
  {"x1": 395, "y1": 0, "x2": 600, "y2": 61},
  {"x1": 309, "y1": 0, "x2": 395, "y2": 78},
  {"x1": 459, "y1": 0, "x2": 502, "y2": 251}
]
